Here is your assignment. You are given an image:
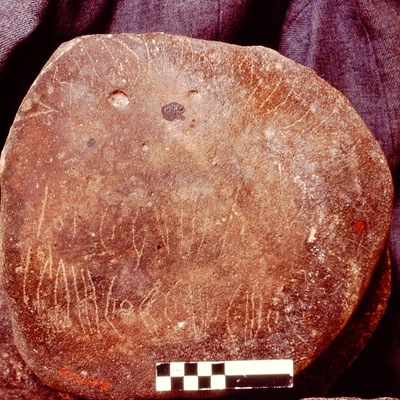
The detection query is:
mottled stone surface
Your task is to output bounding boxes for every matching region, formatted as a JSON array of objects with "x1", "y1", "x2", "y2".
[
  {"x1": 0, "y1": 33, "x2": 393, "y2": 399},
  {"x1": 0, "y1": 253, "x2": 393, "y2": 400},
  {"x1": 0, "y1": 284, "x2": 79, "y2": 400},
  {"x1": 293, "y1": 248, "x2": 391, "y2": 398}
]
